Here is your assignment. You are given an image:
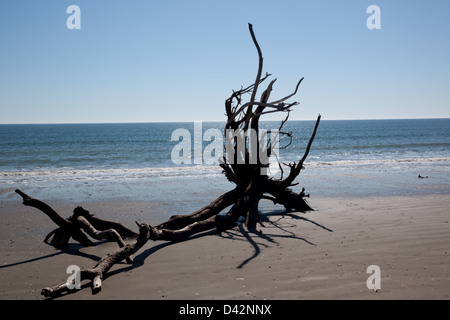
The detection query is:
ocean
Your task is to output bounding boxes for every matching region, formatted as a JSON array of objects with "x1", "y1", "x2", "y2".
[{"x1": 1, "y1": 119, "x2": 449, "y2": 208}]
